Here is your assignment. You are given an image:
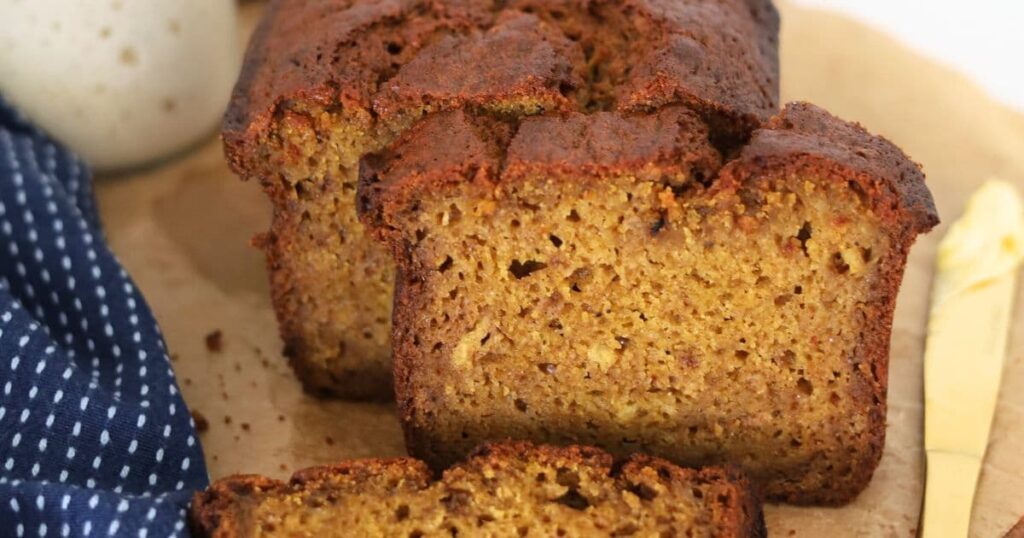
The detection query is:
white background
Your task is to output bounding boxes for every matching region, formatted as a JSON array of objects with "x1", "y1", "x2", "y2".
[{"x1": 790, "y1": 0, "x2": 1024, "y2": 113}]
